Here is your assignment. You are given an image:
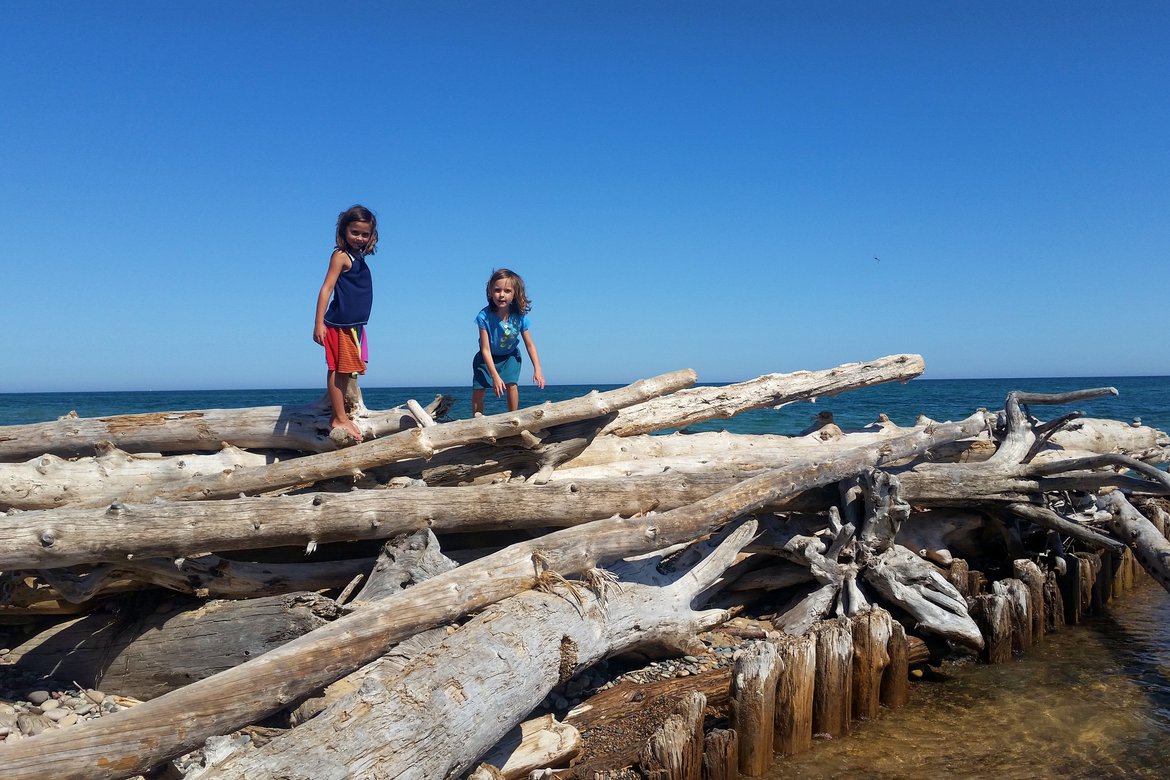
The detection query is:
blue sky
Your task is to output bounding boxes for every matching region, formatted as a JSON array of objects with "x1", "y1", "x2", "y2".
[{"x1": 2, "y1": 1, "x2": 1168, "y2": 392}]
